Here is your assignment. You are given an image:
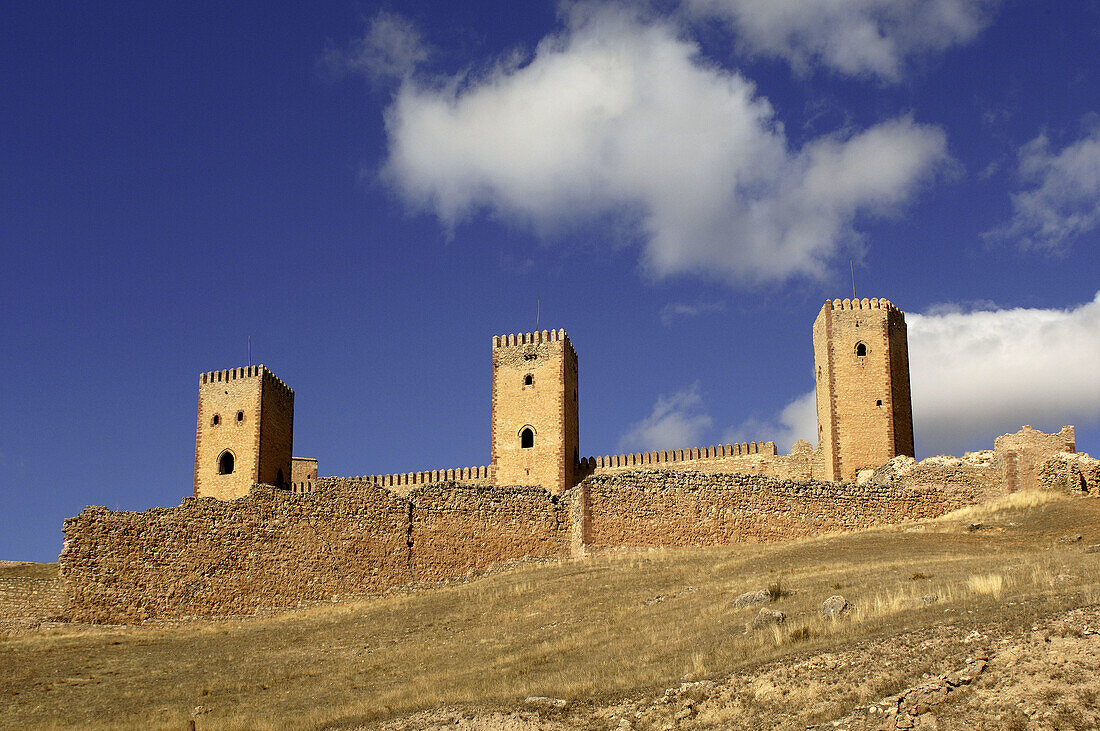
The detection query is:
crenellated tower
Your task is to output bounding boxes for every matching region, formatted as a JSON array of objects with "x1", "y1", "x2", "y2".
[
  {"x1": 490, "y1": 329, "x2": 579, "y2": 493},
  {"x1": 194, "y1": 365, "x2": 294, "y2": 500},
  {"x1": 813, "y1": 298, "x2": 914, "y2": 481}
]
